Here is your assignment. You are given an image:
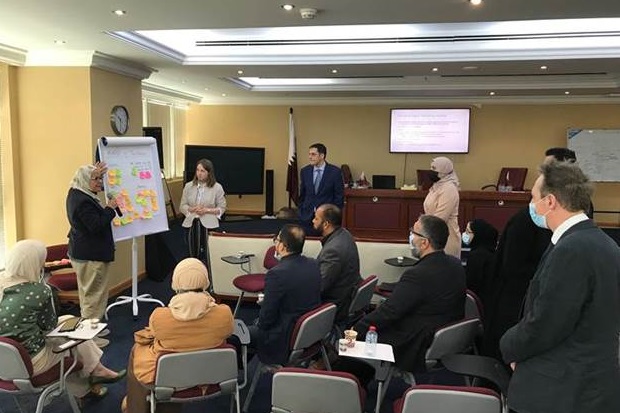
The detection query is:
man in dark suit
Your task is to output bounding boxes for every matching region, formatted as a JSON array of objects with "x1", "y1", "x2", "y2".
[
  {"x1": 355, "y1": 214, "x2": 465, "y2": 372},
  {"x1": 500, "y1": 161, "x2": 620, "y2": 413},
  {"x1": 299, "y1": 143, "x2": 344, "y2": 234},
  {"x1": 252, "y1": 224, "x2": 321, "y2": 365},
  {"x1": 313, "y1": 204, "x2": 362, "y2": 323}
]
